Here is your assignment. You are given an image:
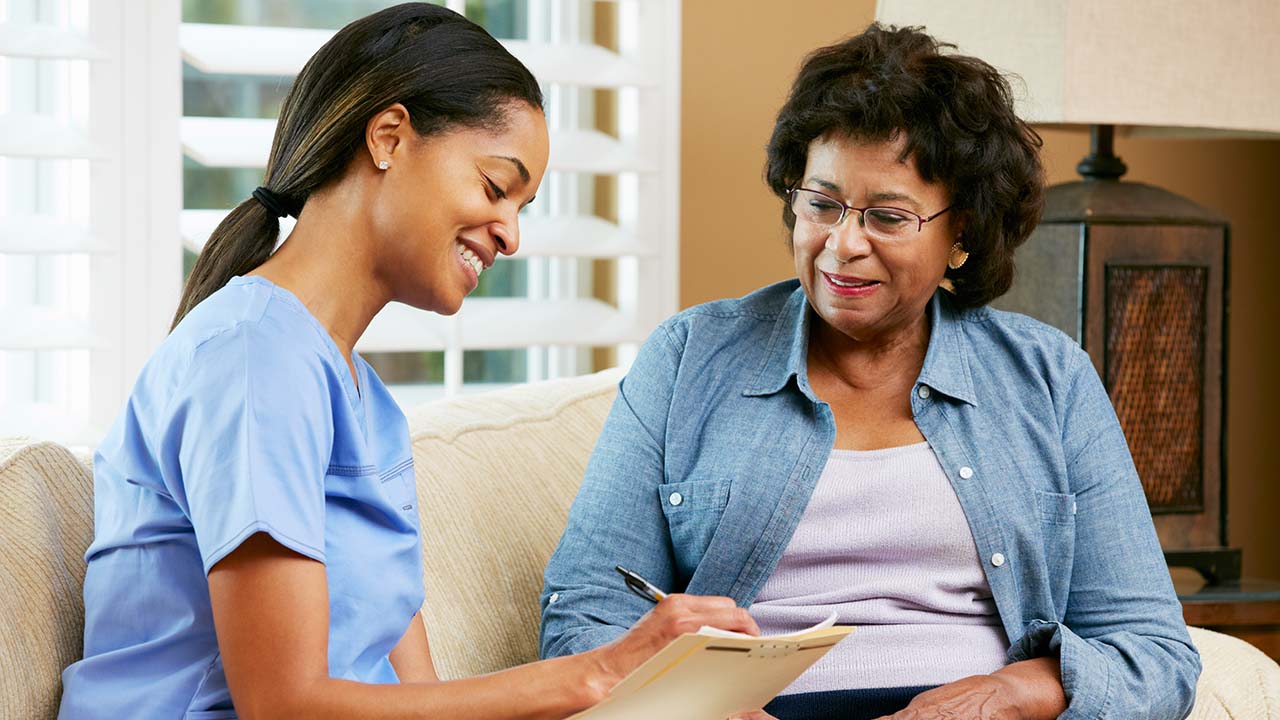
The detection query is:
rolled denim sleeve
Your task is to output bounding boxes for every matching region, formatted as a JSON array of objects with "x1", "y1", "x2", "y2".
[
  {"x1": 1009, "y1": 345, "x2": 1200, "y2": 719},
  {"x1": 539, "y1": 324, "x2": 683, "y2": 659}
]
